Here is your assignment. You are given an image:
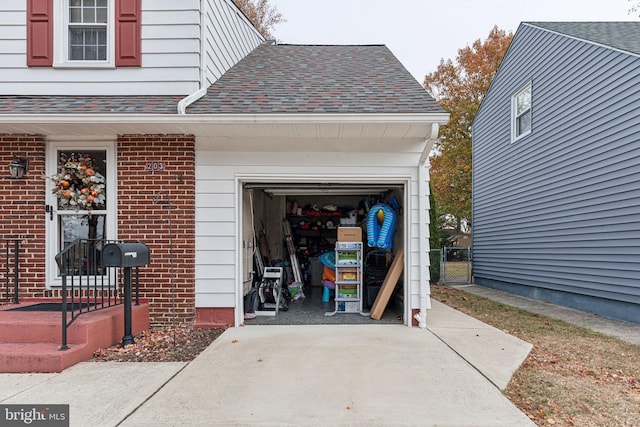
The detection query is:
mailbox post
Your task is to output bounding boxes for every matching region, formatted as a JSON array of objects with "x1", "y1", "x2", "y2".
[{"x1": 102, "y1": 242, "x2": 150, "y2": 346}]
